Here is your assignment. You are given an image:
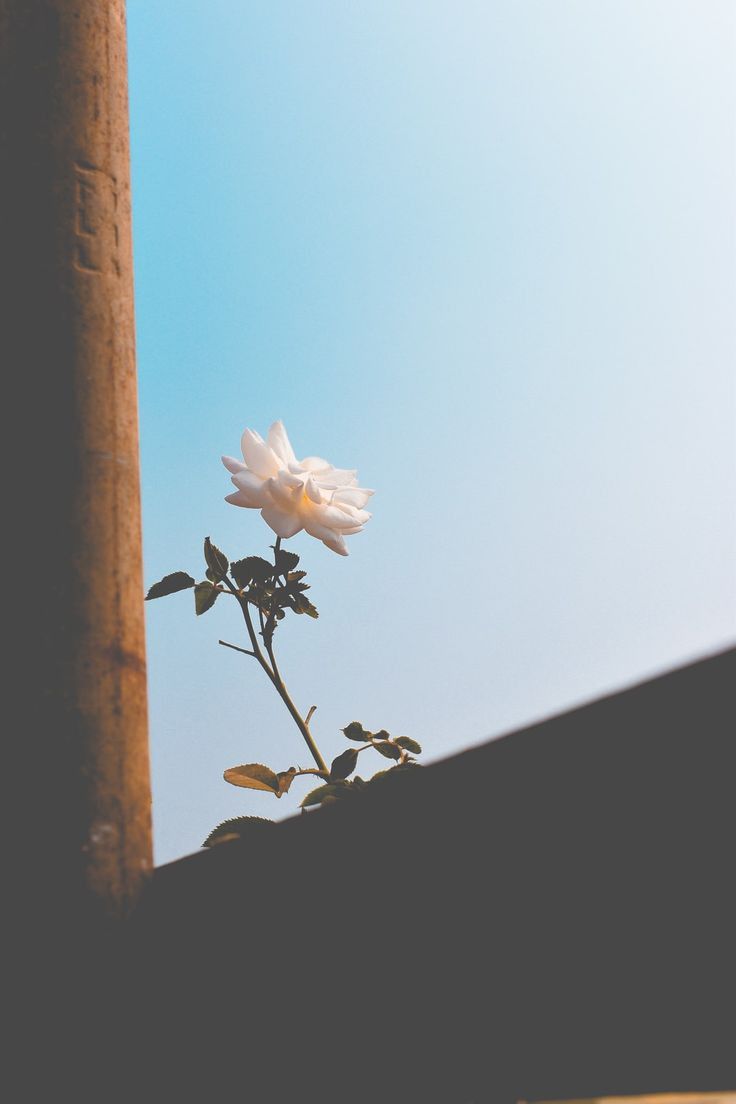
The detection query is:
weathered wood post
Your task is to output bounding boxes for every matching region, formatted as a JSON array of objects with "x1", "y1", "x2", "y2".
[{"x1": 1, "y1": 1, "x2": 151, "y2": 924}]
